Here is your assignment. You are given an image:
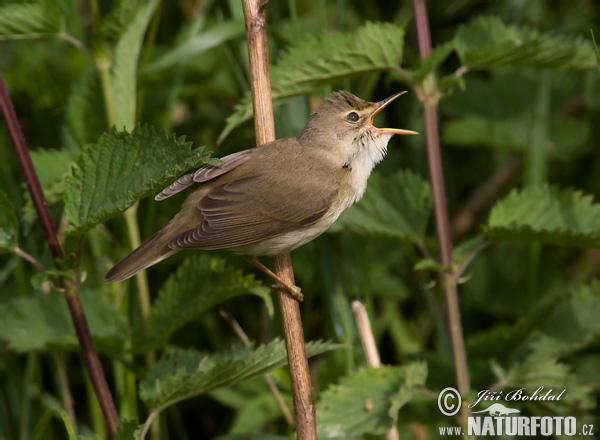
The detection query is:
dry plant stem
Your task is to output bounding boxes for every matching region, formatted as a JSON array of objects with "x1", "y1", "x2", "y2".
[
  {"x1": 220, "y1": 310, "x2": 295, "y2": 428},
  {"x1": 351, "y1": 301, "x2": 397, "y2": 440},
  {"x1": 351, "y1": 301, "x2": 381, "y2": 367},
  {"x1": 412, "y1": 0, "x2": 470, "y2": 397},
  {"x1": 0, "y1": 75, "x2": 120, "y2": 438},
  {"x1": 240, "y1": 0, "x2": 316, "y2": 436}
]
